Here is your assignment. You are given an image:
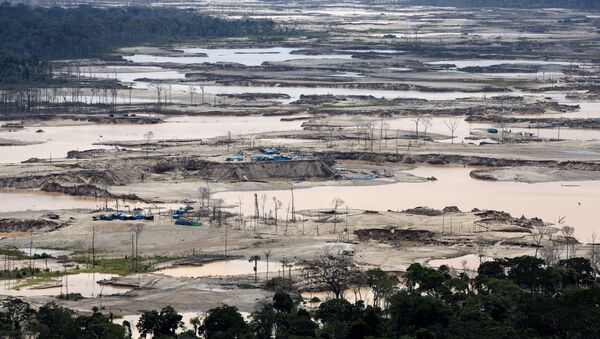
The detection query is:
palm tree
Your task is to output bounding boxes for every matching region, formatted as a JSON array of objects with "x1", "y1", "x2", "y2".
[
  {"x1": 249, "y1": 255, "x2": 261, "y2": 283},
  {"x1": 264, "y1": 249, "x2": 271, "y2": 281}
]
